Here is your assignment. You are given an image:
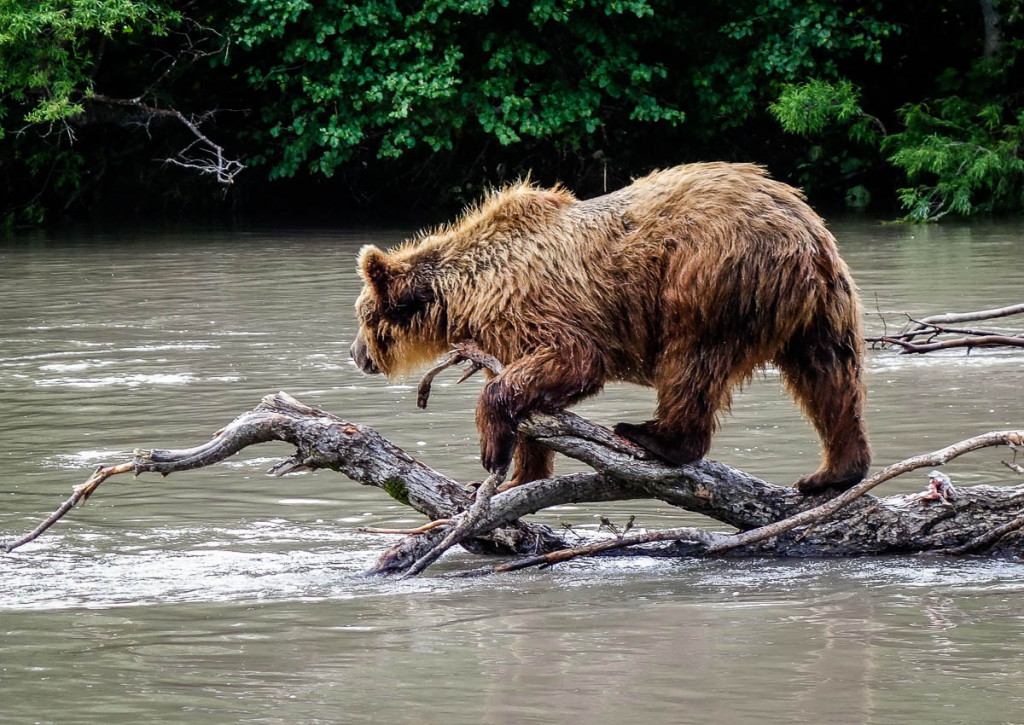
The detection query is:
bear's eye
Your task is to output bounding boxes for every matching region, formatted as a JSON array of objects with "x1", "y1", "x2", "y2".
[
  {"x1": 383, "y1": 301, "x2": 423, "y2": 327},
  {"x1": 383, "y1": 283, "x2": 434, "y2": 324}
]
